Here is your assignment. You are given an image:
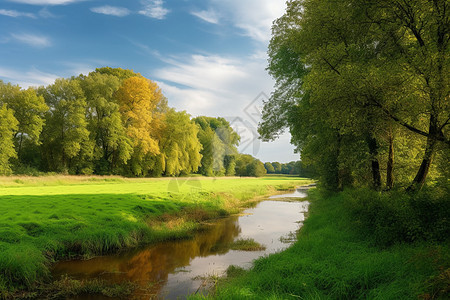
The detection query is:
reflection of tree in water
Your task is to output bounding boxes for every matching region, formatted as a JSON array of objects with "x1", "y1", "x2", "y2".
[{"x1": 52, "y1": 216, "x2": 241, "y2": 297}]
